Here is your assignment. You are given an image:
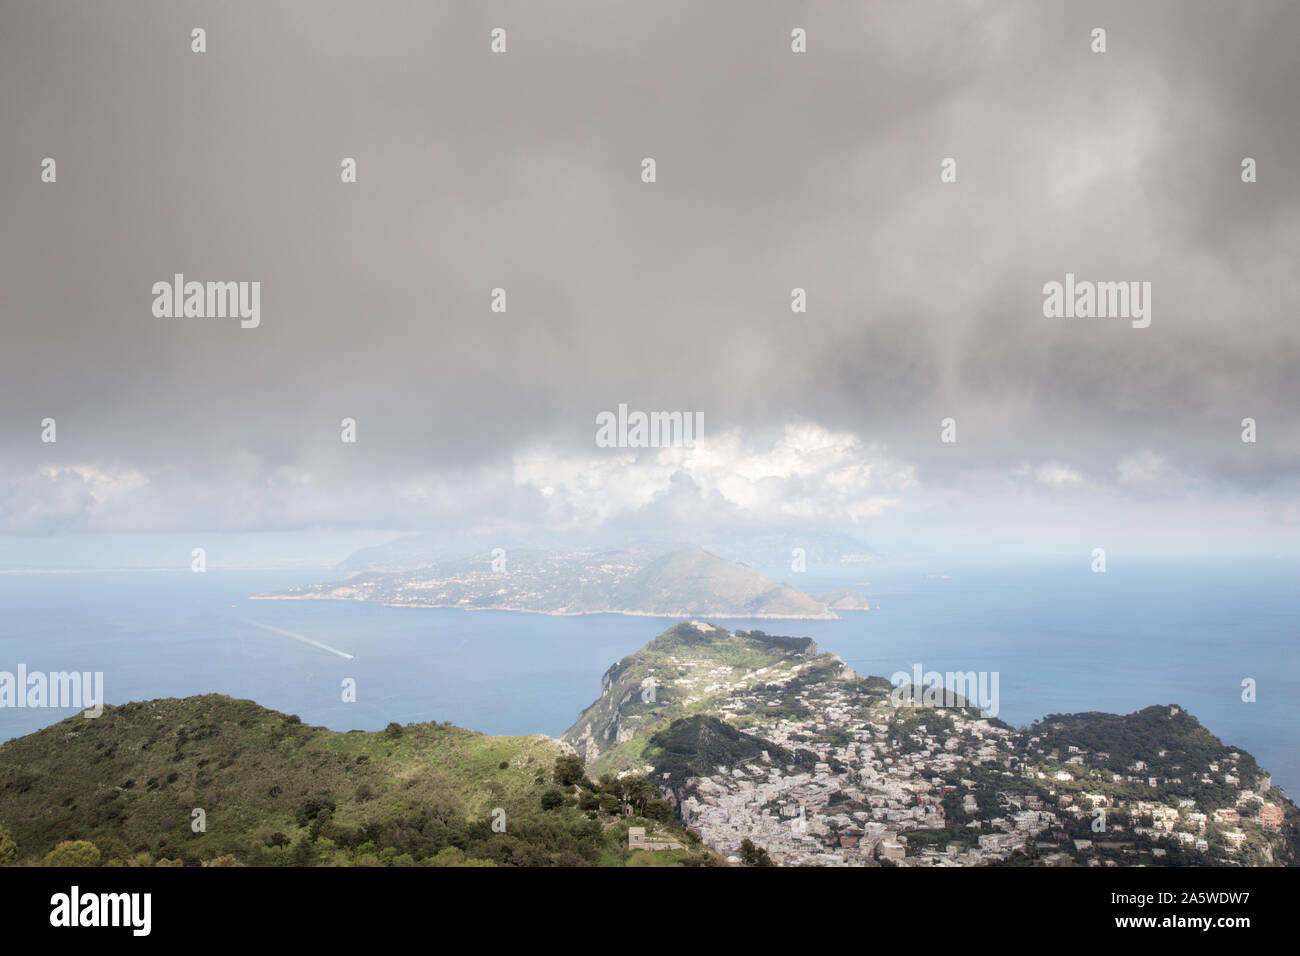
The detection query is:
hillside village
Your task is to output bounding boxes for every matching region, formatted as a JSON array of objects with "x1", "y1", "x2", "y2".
[{"x1": 567, "y1": 623, "x2": 1297, "y2": 867}]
